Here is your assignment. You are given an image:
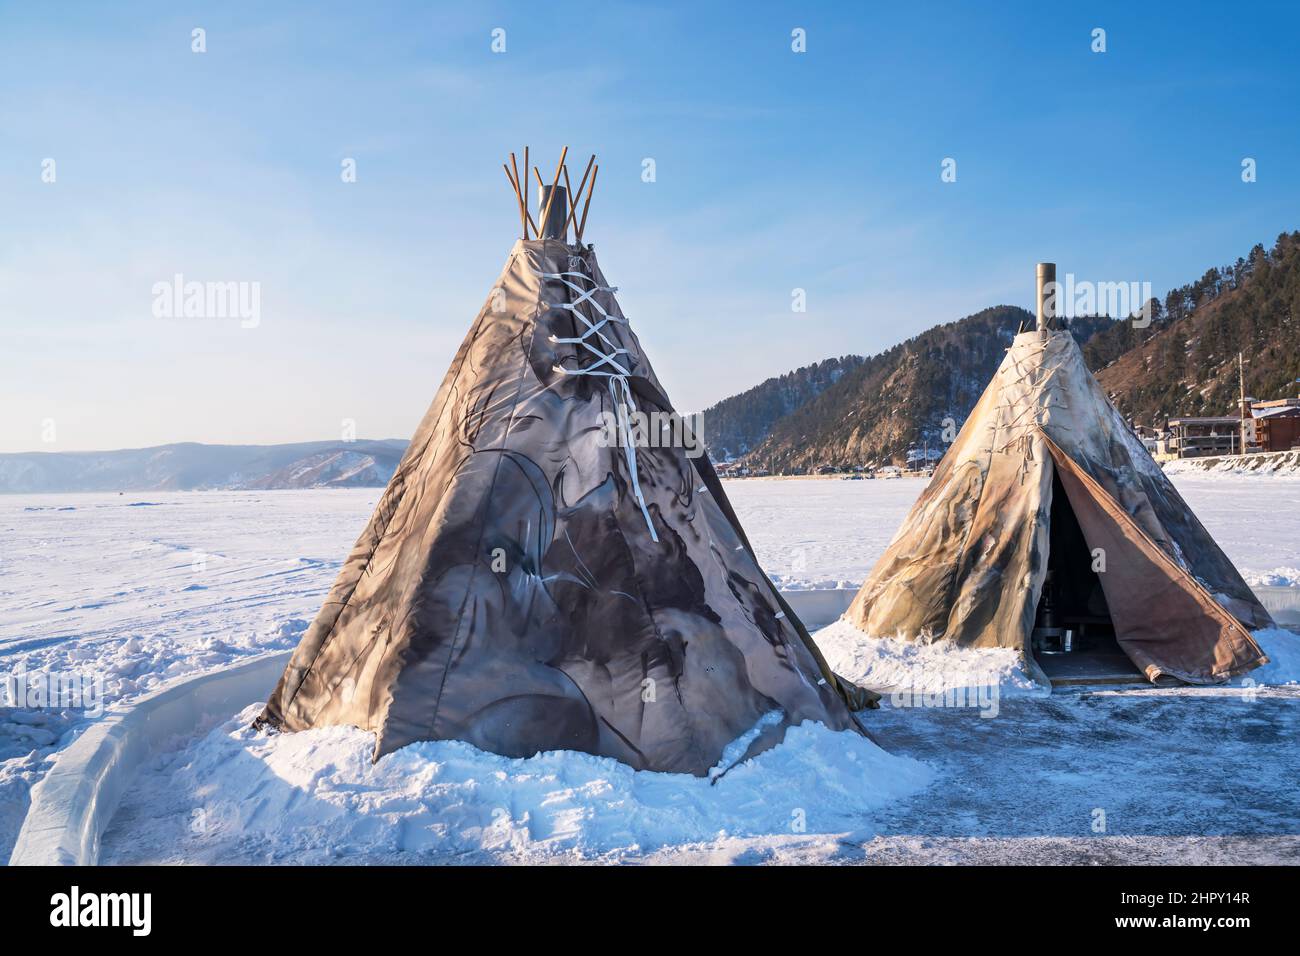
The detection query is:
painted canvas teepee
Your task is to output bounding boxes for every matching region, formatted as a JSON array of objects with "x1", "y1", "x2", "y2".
[
  {"x1": 258, "y1": 150, "x2": 868, "y2": 774},
  {"x1": 845, "y1": 264, "x2": 1271, "y2": 685}
]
